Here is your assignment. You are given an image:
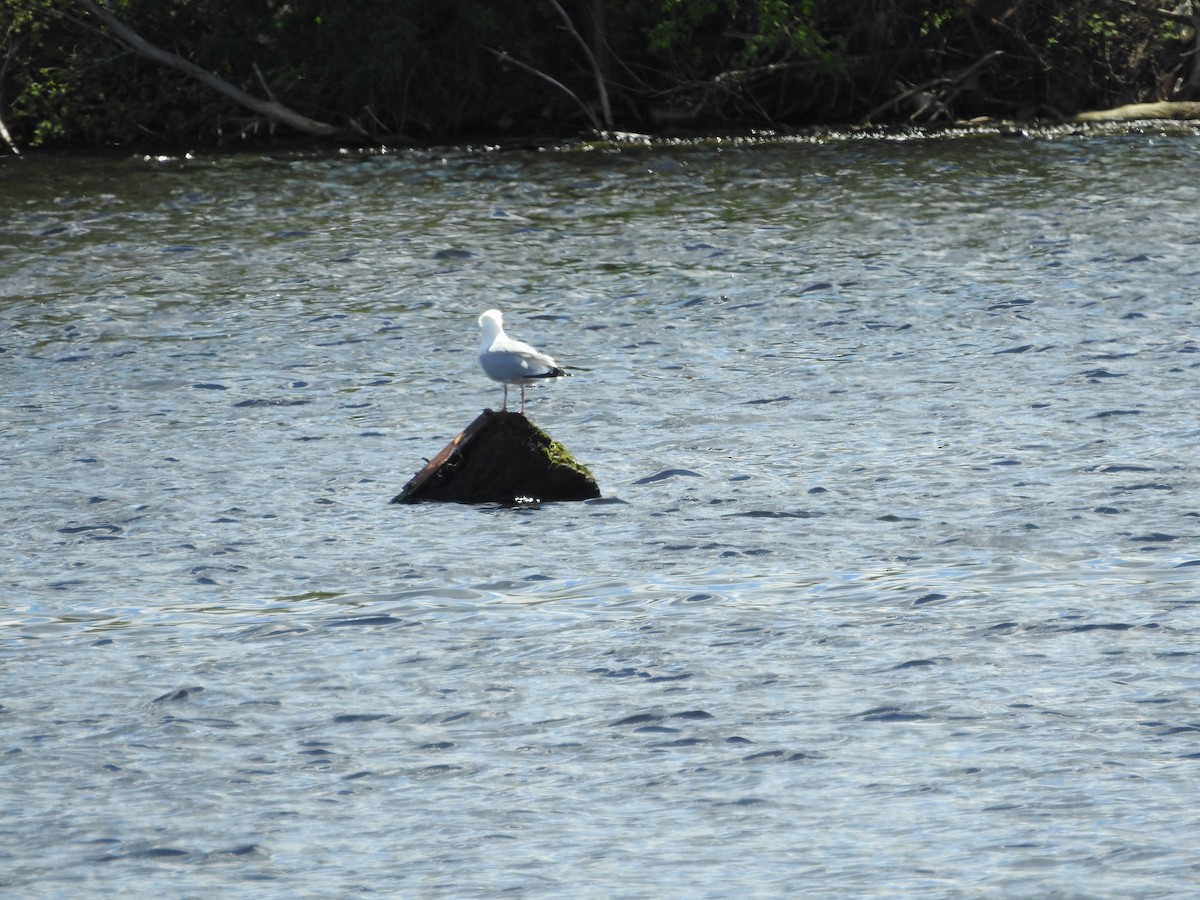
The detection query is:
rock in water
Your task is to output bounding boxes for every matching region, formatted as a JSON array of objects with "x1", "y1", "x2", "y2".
[{"x1": 393, "y1": 410, "x2": 600, "y2": 505}]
